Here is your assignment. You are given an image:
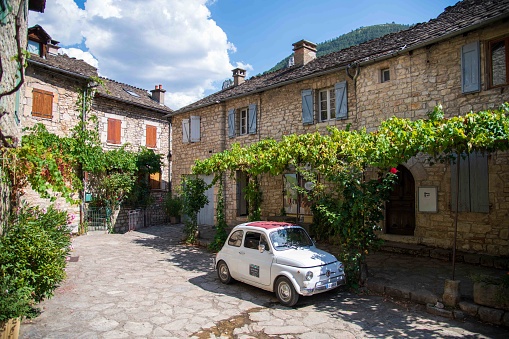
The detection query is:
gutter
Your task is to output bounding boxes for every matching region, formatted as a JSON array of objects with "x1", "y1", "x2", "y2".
[{"x1": 174, "y1": 12, "x2": 509, "y2": 115}]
